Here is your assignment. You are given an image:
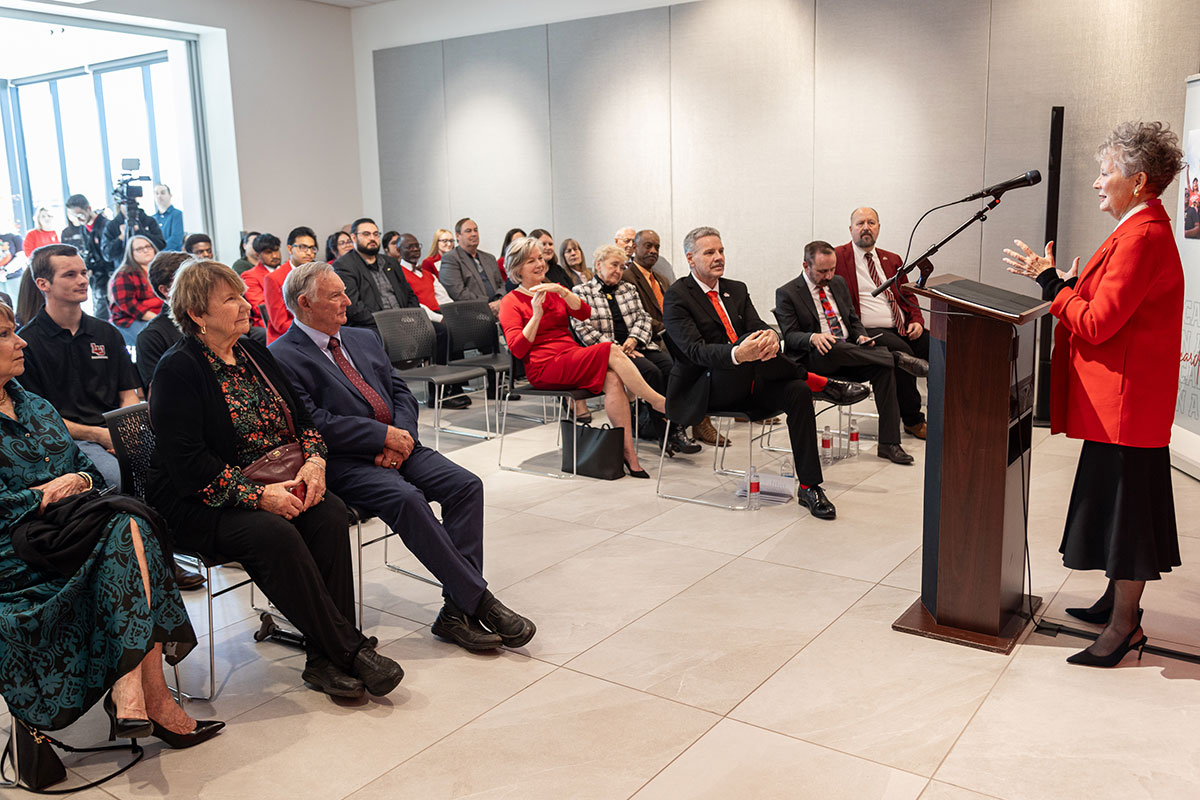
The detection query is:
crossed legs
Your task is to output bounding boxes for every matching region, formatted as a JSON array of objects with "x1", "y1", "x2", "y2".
[{"x1": 604, "y1": 346, "x2": 666, "y2": 470}]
